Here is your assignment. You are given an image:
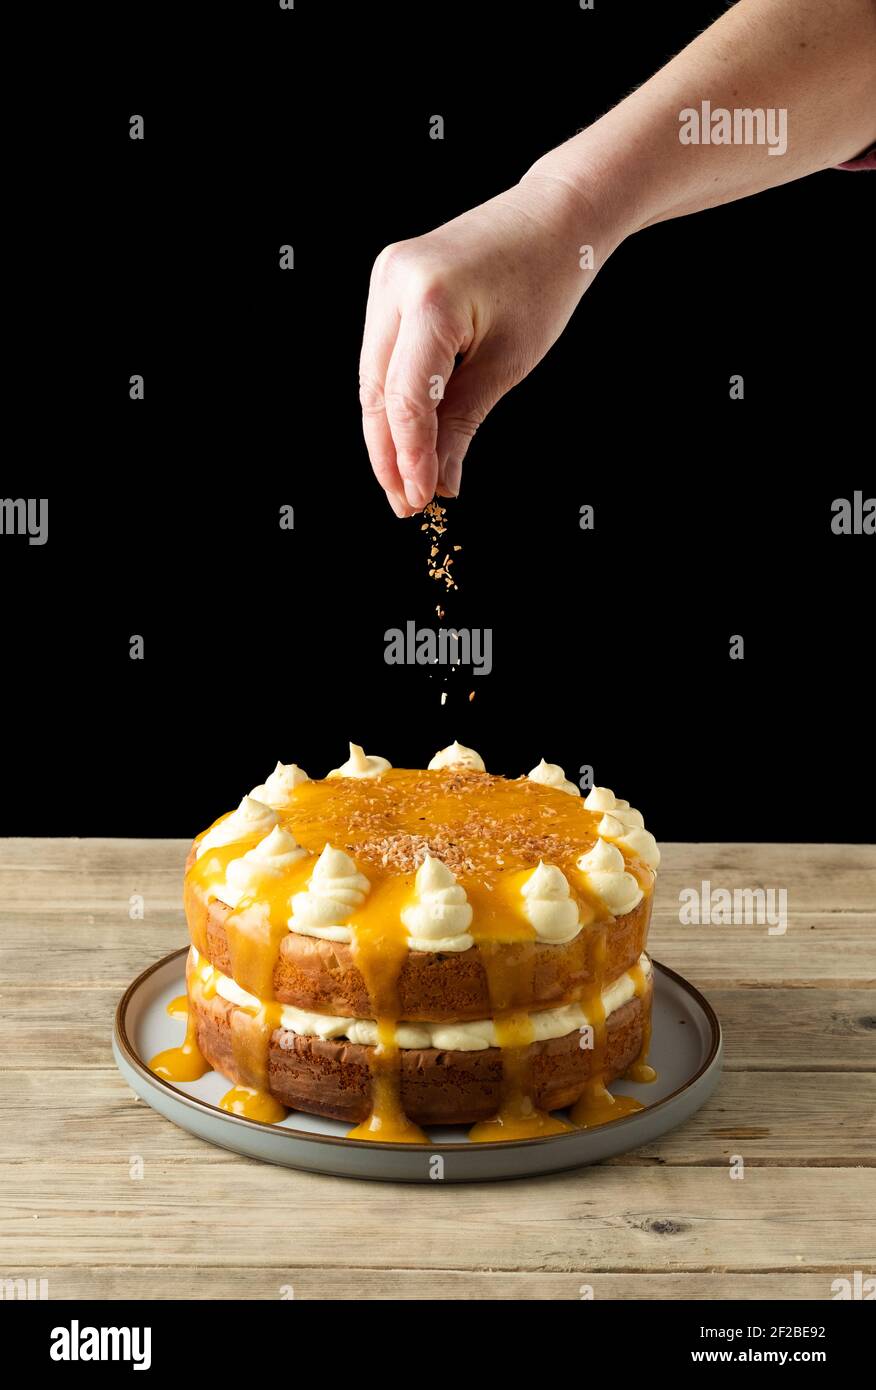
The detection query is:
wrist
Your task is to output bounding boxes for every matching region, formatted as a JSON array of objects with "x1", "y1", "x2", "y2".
[
  {"x1": 505, "y1": 161, "x2": 627, "y2": 296},
  {"x1": 521, "y1": 130, "x2": 645, "y2": 257}
]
